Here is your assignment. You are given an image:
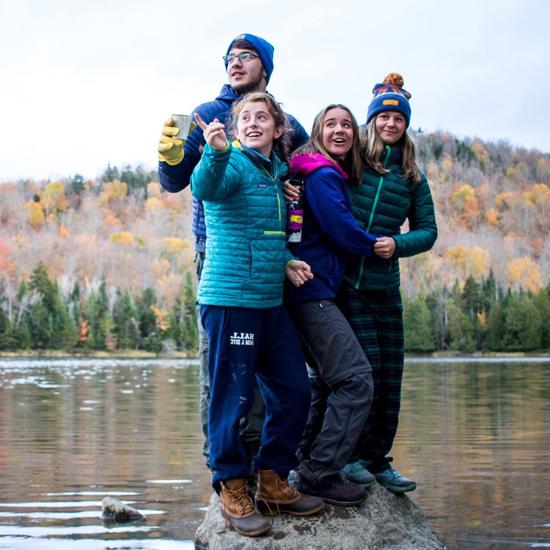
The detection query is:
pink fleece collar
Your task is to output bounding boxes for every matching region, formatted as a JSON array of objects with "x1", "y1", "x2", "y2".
[{"x1": 289, "y1": 152, "x2": 348, "y2": 180}]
